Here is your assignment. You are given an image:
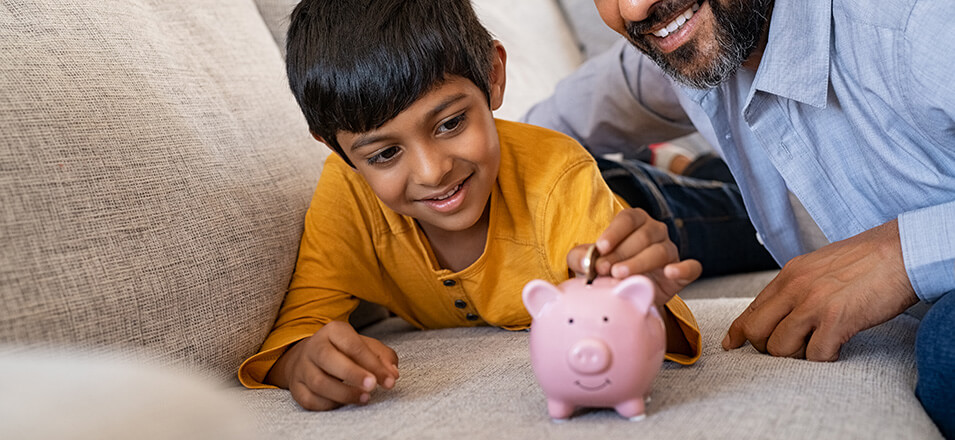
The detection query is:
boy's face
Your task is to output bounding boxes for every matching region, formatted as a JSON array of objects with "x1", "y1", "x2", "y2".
[{"x1": 335, "y1": 72, "x2": 504, "y2": 236}]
